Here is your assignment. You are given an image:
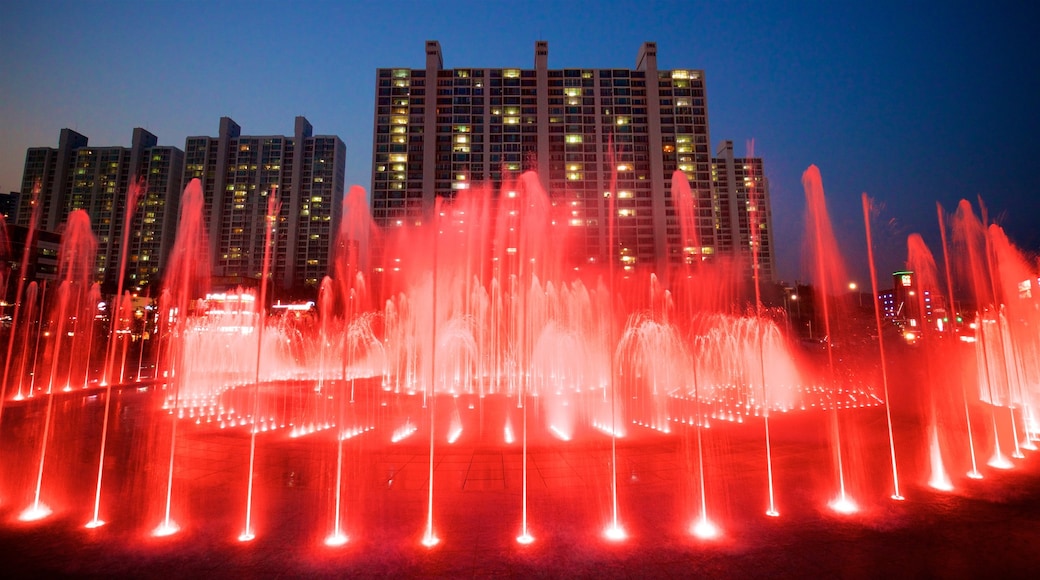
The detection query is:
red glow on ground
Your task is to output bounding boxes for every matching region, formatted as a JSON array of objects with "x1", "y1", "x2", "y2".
[
  {"x1": 828, "y1": 496, "x2": 858, "y2": 514},
  {"x1": 691, "y1": 517, "x2": 720, "y2": 539},
  {"x1": 928, "y1": 475, "x2": 954, "y2": 492},
  {"x1": 603, "y1": 524, "x2": 627, "y2": 541},
  {"x1": 152, "y1": 521, "x2": 180, "y2": 537},
  {"x1": 18, "y1": 504, "x2": 51, "y2": 522},
  {"x1": 324, "y1": 533, "x2": 348, "y2": 547},
  {"x1": 988, "y1": 453, "x2": 1014, "y2": 470}
]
